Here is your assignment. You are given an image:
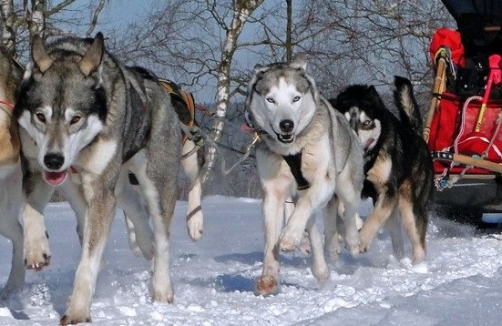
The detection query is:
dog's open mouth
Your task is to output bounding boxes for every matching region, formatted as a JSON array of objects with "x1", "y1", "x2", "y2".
[
  {"x1": 44, "y1": 170, "x2": 68, "y2": 186},
  {"x1": 277, "y1": 133, "x2": 295, "y2": 144}
]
